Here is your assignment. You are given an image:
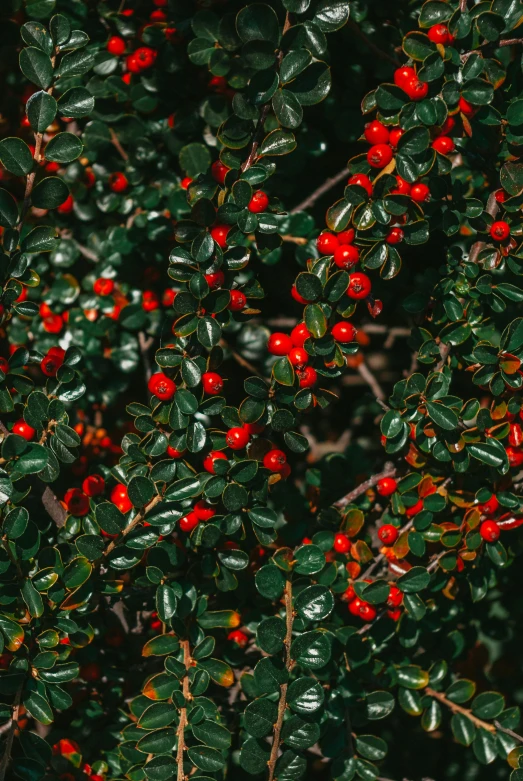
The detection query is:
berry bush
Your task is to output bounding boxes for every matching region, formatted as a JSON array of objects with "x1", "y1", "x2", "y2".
[{"x1": 1, "y1": 0, "x2": 523, "y2": 780}]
